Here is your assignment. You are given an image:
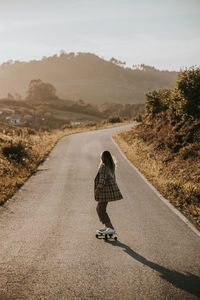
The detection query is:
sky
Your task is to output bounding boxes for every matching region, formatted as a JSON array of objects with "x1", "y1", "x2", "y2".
[{"x1": 0, "y1": 0, "x2": 200, "y2": 70}]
